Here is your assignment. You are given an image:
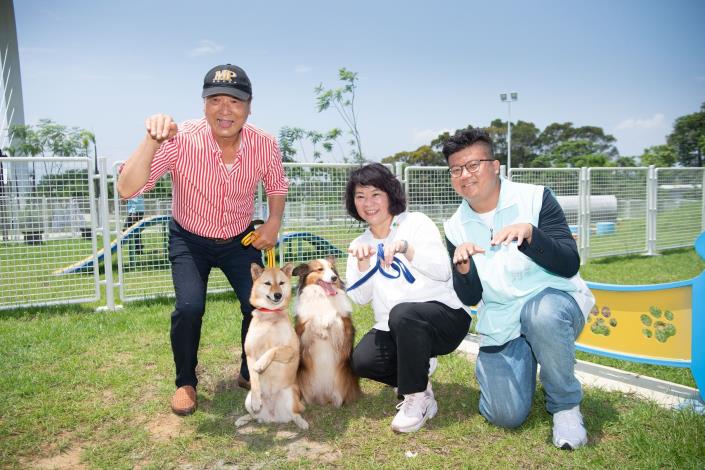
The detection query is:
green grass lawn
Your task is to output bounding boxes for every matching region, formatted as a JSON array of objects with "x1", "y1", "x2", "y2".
[
  {"x1": 1, "y1": 248, "x2": 704, "y2": 468},
  {"x1": 1, "y1": 296, "x2": 704, "y2": 469}
]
